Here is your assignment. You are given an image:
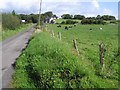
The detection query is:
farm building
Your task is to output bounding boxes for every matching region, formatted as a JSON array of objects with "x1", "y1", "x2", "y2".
[
  {"x1": 21, "y1": 20, "x2": 25, "y2": 23},
  {"x1": 44, "y1": 16, "x2": 56, "y2": 24}
]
